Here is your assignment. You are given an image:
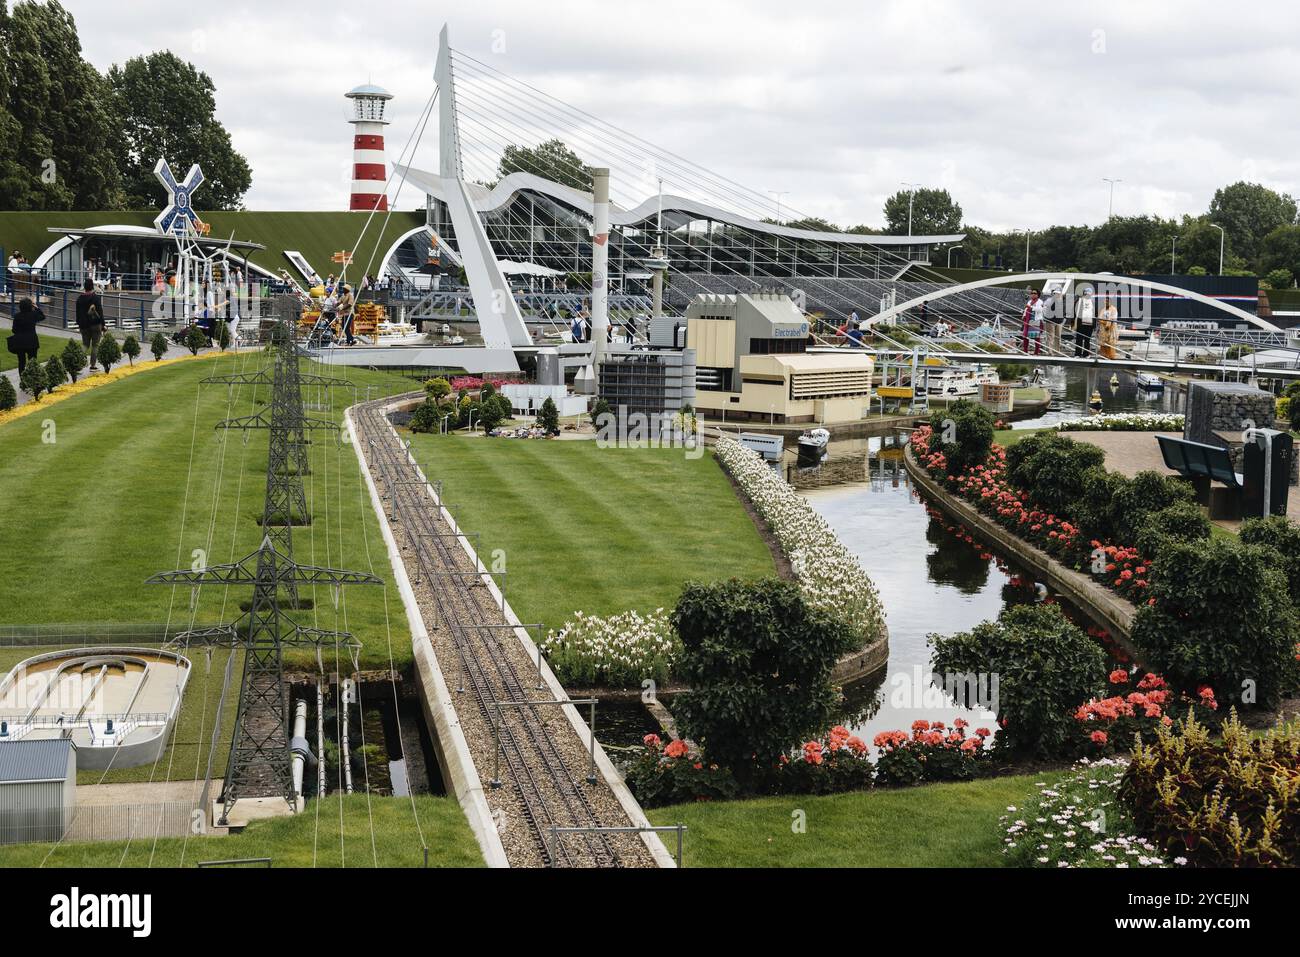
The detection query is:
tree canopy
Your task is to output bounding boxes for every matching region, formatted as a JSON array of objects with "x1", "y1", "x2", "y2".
[
  {"x1": 107, "y1": 51, "x2": 251, "y2": 209},
  {"x1": 496, "y1": 138, "x2": 593, "y2": 192},
  {"x1": 0, "y1": 1, "x2": 249, "y2": 211},
  {"x1": 883, "y1": 186, "x2": 963, "y2": 235}
]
